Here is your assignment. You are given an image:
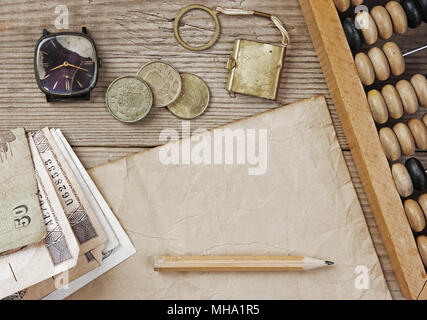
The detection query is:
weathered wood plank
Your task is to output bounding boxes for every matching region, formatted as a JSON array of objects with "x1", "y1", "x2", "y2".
[{"x1": 0, "y1": 0, "x2": 423, "y2": 148}]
